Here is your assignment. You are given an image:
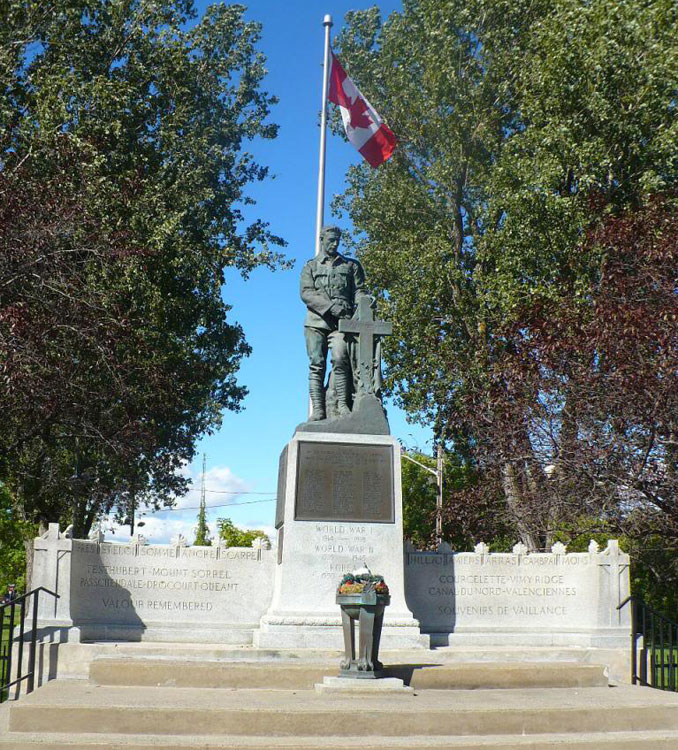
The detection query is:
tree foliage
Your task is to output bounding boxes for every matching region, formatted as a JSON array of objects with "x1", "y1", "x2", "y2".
[
  {"x1": 333, "y1": 0, "x2": 678, "y2": 582},
  {"x1": 0, "y1": 485, "x2": 35, "y2": 593},
  {"x1": 400, "y1": 452, "x2": 438, "y2": 549},
  {"x1": 0, "y1": 0, "x2": 286, "y2": 535},
  {"x1": 216, "y1": 517, "x2": 266, "y2": 548},
  {"x1": 401, "y1": 450, "x2": 506, "y2": 550},
  {"x1": 194, "y1": 496, "x2": 212, "y2": 547}
]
